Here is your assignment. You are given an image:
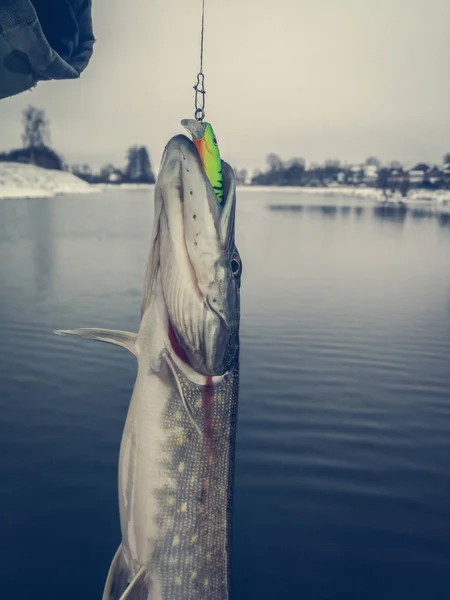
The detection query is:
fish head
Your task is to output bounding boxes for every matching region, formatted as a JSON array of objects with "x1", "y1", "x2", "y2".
[{"x1": 144, "y1": 133, "x2": 241, "y2": 377}]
